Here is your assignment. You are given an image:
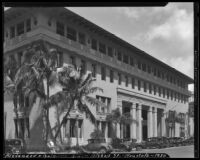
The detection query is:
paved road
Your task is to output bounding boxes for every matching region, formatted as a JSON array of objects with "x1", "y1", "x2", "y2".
[{"x1": 131, "y1": 145, "x2": 194, "y2": 158}]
